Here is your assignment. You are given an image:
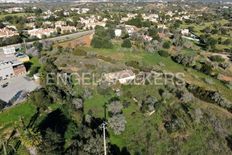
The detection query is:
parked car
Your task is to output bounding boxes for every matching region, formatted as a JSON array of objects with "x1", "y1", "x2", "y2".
[{"x1": 1, "y1": 82, "x2": 9, "y2": 88}]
